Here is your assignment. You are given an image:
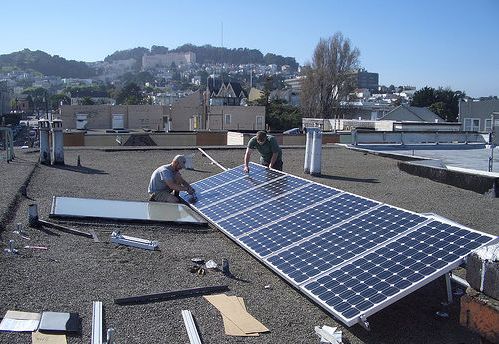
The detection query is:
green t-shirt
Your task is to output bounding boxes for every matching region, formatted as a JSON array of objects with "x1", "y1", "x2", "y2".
[{"x1": 248, "y1": 135, "x2": 282, "y2": 164}]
